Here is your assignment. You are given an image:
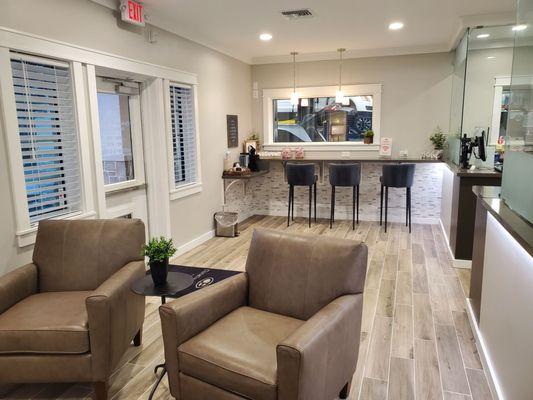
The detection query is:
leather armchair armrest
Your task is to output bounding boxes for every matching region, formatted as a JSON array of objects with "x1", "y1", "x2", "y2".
[
  {"x1": 0, "y1": 263, "x2": 38, "y2": 314},
  {"x1": 277, "y1": 294, "x2": 364, "y2": 400},
  {"x1": 86, "y1": 260, "x2": 146, "y2": 381},
  {"x1": 159, "y1": 273, "x2": 247, "y2": 398}
]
